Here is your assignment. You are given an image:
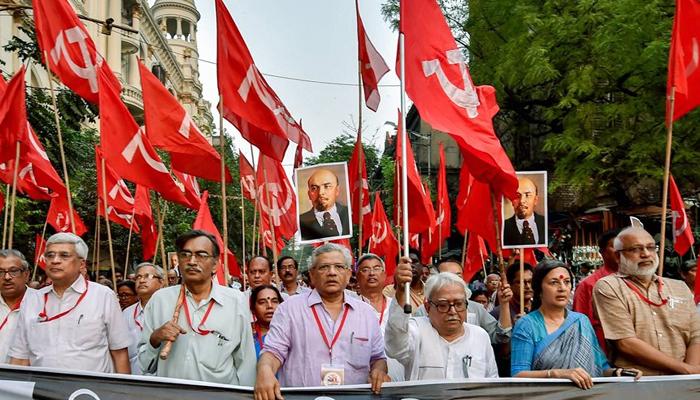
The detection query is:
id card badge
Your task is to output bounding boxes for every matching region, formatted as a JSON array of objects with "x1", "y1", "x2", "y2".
[{"x1": 321, "y1": 363, "x2": 345, "y2": 386}]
